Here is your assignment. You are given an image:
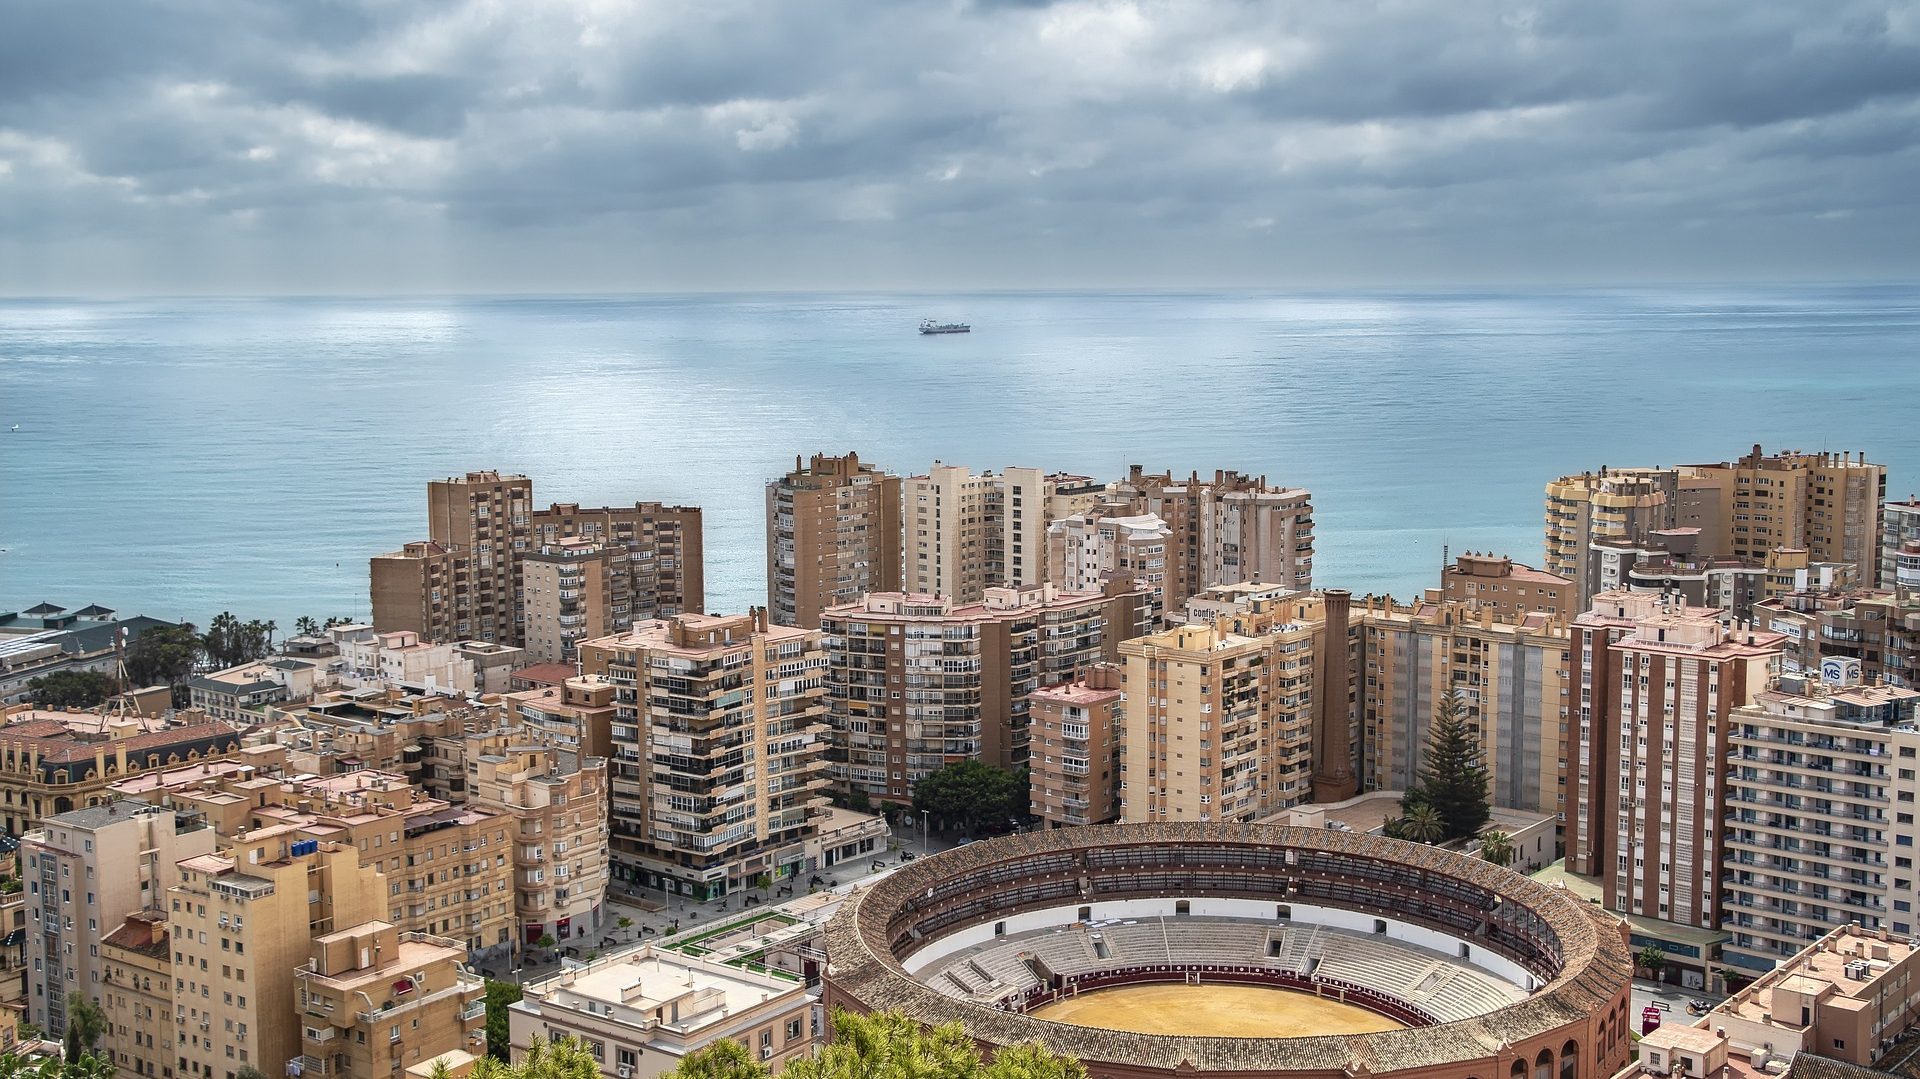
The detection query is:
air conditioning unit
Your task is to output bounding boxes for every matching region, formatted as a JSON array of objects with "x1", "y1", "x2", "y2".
[
  {"x1": 618, "y1": 1068, "x2": 633, "y2": 1078},
  {"x1": 761, "y1": 1047, "x2": 774, "y2": 1061}
]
